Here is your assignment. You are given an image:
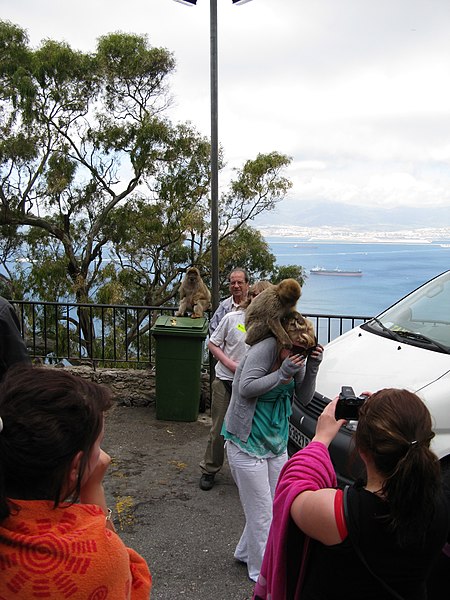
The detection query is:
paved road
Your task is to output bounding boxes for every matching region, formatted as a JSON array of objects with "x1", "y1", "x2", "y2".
[{"x1": 103, "y1": 404, "x2": 255, "y2": 600}]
